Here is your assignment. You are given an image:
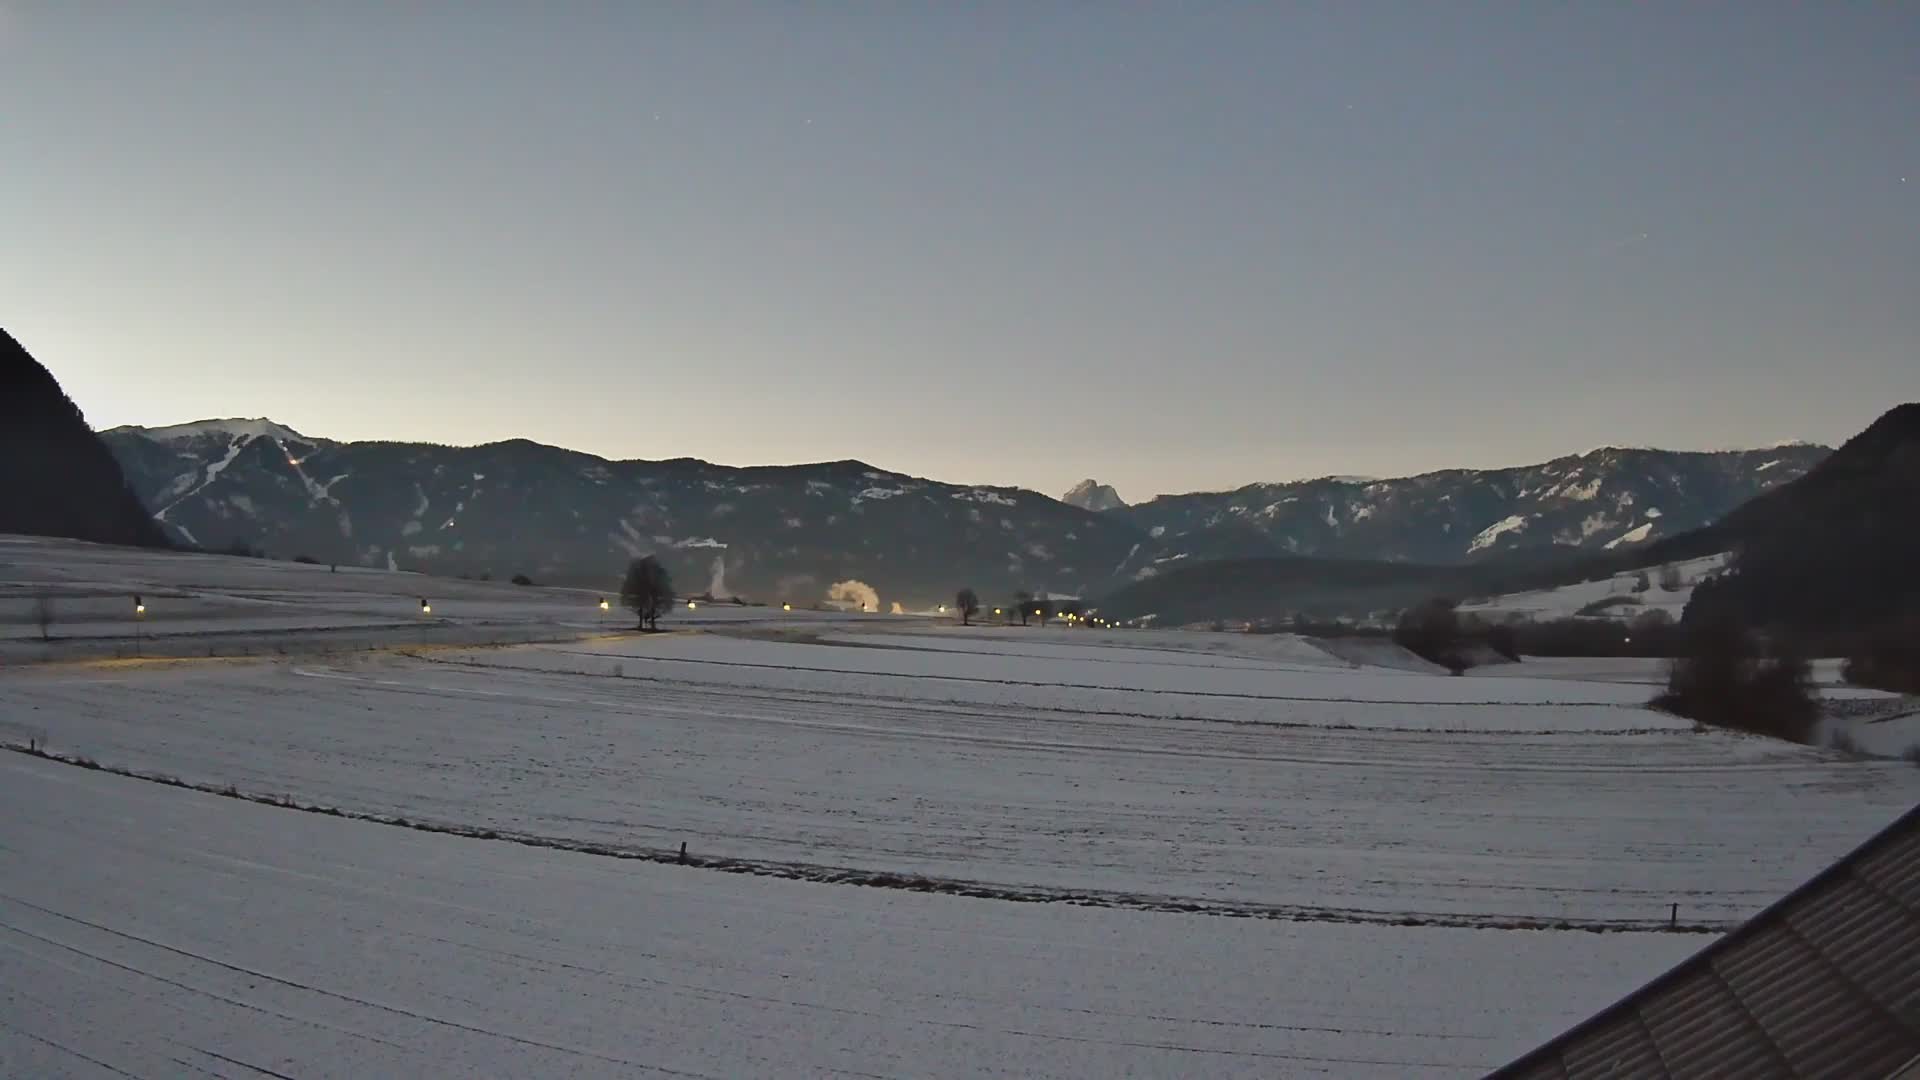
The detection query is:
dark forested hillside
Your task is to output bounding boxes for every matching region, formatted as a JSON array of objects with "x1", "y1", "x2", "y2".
[
  {"x1": 1680, "y1": 403, "x2": 1920, "y2": 636},
  {"x1": 0, "y1": 330, "x2": 171, "y2": 549}
]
